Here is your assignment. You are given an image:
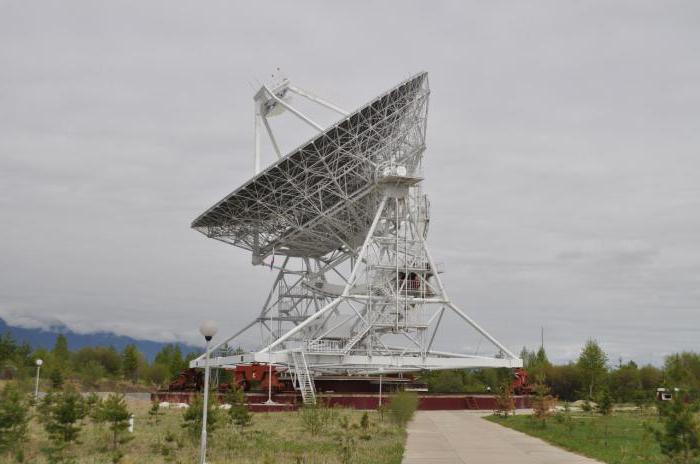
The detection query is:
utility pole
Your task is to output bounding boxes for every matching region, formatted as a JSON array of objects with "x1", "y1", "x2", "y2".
[{"x1": 540, "y1": 327, "x2": 544, "y2": 350}]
